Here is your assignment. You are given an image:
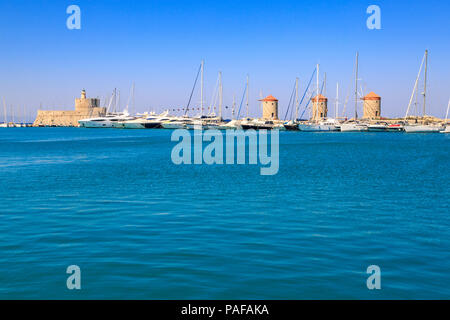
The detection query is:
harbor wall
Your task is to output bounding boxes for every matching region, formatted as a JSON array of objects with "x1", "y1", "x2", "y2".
[{"x1": 33, "y1": 108, "x2": 106, "y2": 127}]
